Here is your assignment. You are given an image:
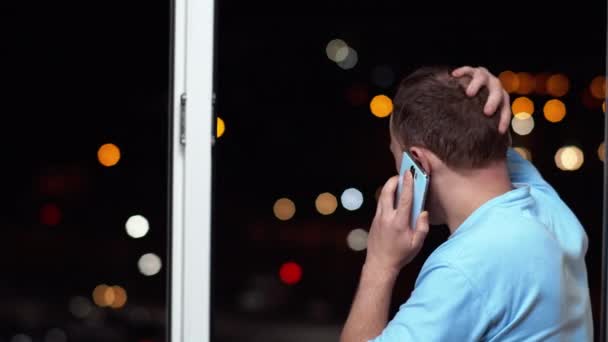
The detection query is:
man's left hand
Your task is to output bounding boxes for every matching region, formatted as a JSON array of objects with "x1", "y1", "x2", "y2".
[{"x1": 451, "y1": 66, "x2": 512, "y2": 134}]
